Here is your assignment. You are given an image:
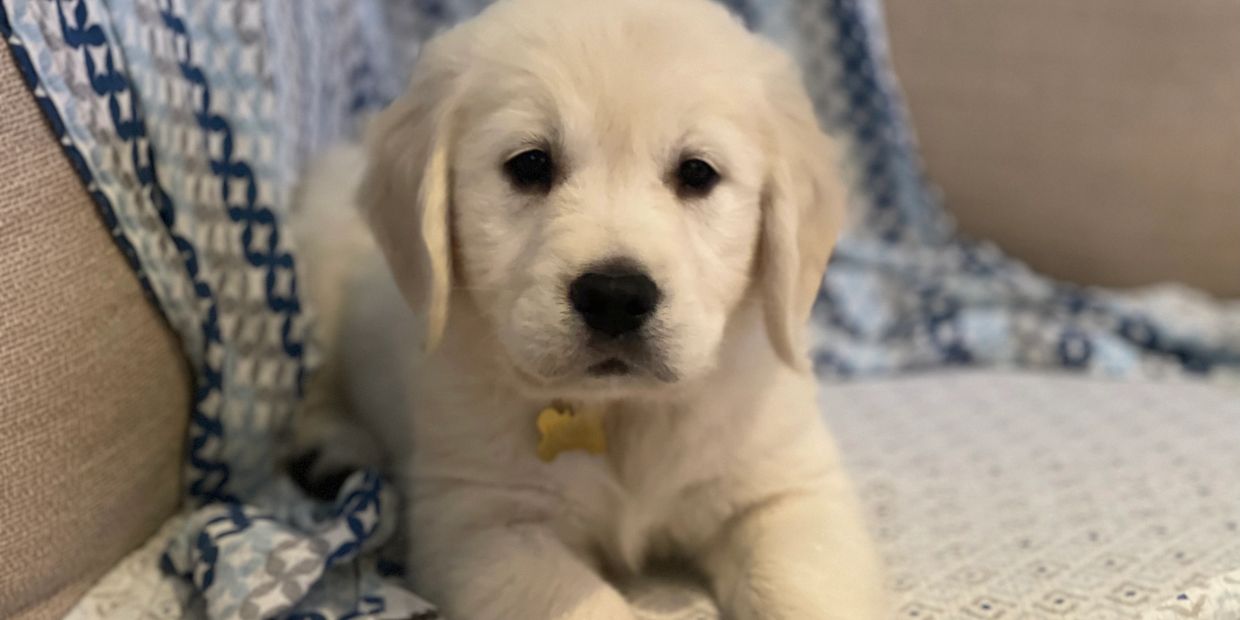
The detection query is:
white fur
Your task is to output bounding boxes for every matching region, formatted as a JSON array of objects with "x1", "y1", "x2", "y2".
[{"x1": 292, "y1": 0, "x2": 885, "y2": 617}]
